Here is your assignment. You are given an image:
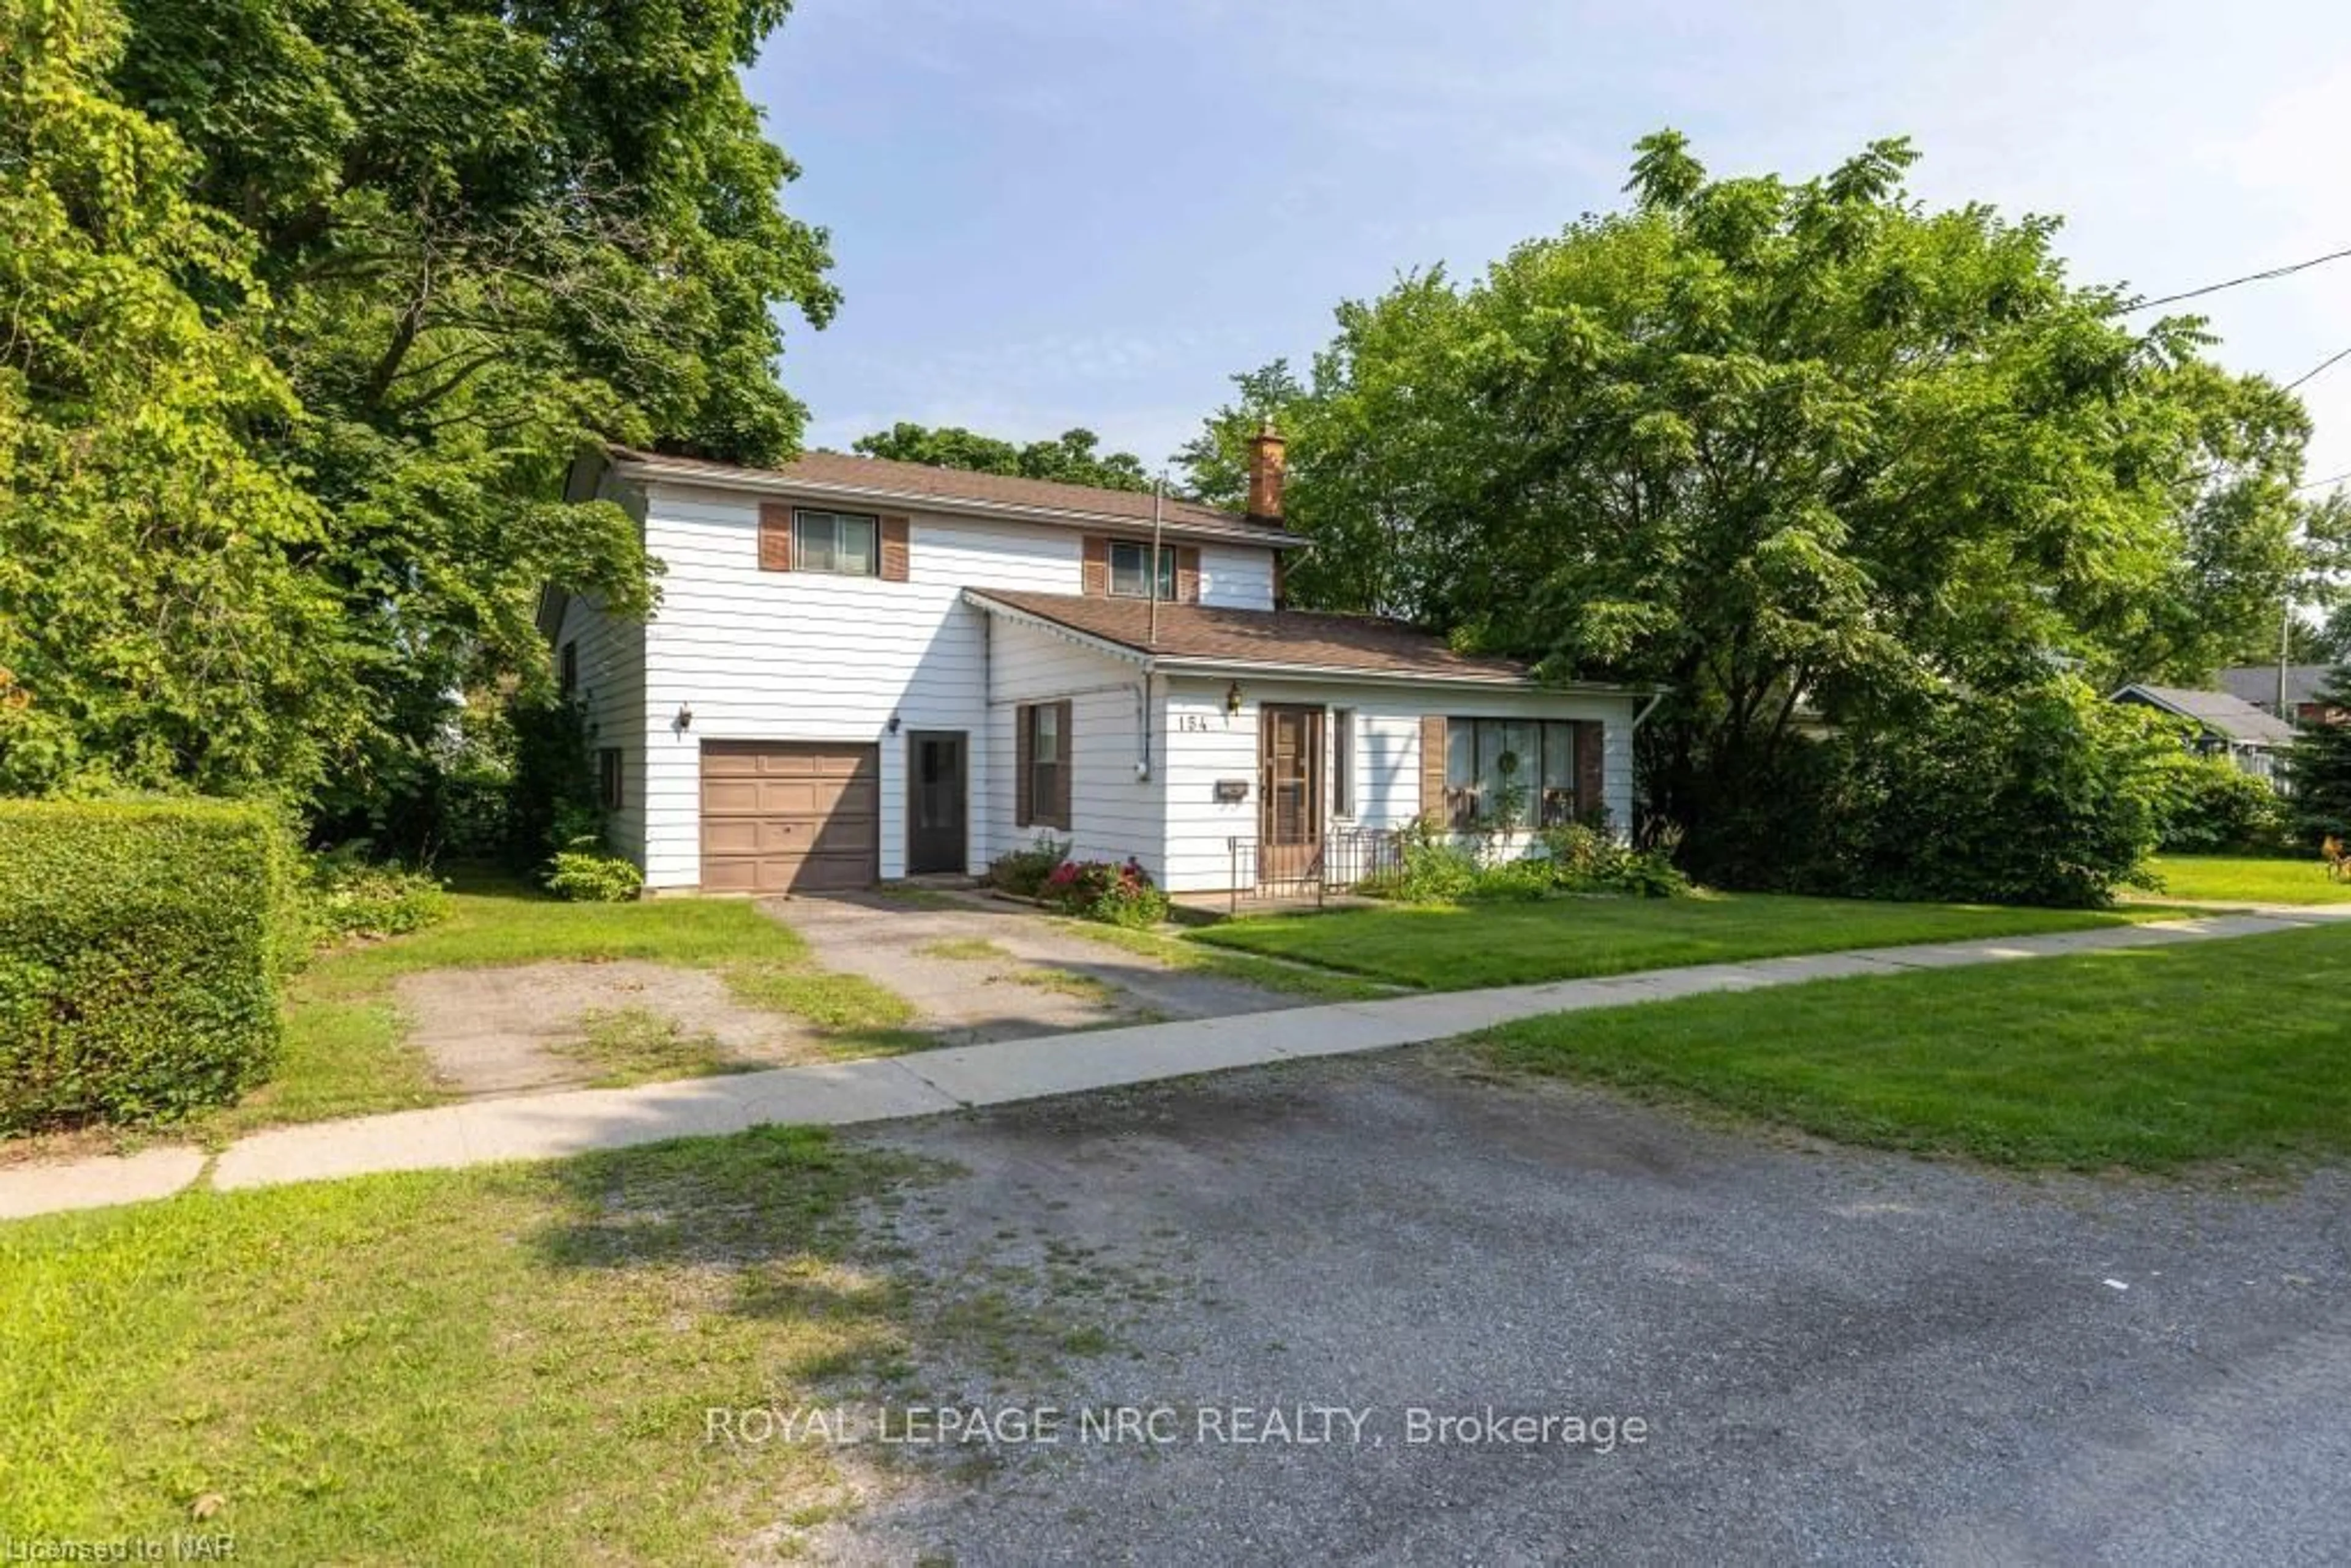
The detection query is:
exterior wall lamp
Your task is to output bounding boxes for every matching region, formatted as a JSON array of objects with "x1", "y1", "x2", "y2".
[
  {"x1": 673, "y1": 703, "x2": 693, "y2": 732},
  {"x1": 1224, "y1": 681, "x2": 1243, "y2": 718}
]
